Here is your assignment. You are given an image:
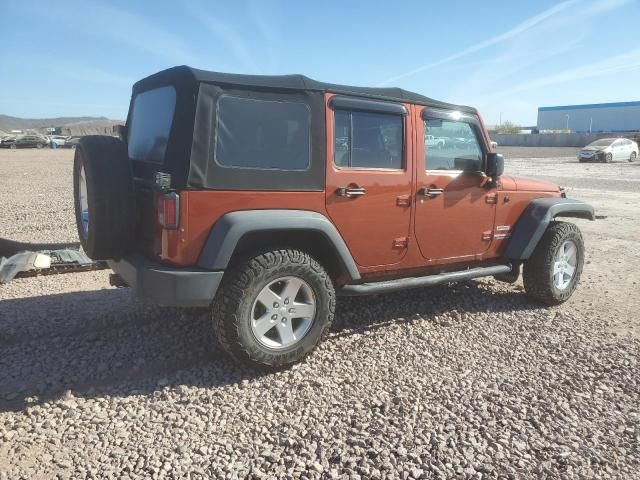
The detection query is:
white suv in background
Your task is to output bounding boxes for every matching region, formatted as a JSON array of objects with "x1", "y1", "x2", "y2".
[
  {"x1": 48, "y1": 135, "x2": 69, "y2": 147},
  {"x1": 579, "y1": 138, "x2": 638, "y2": 163}
]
